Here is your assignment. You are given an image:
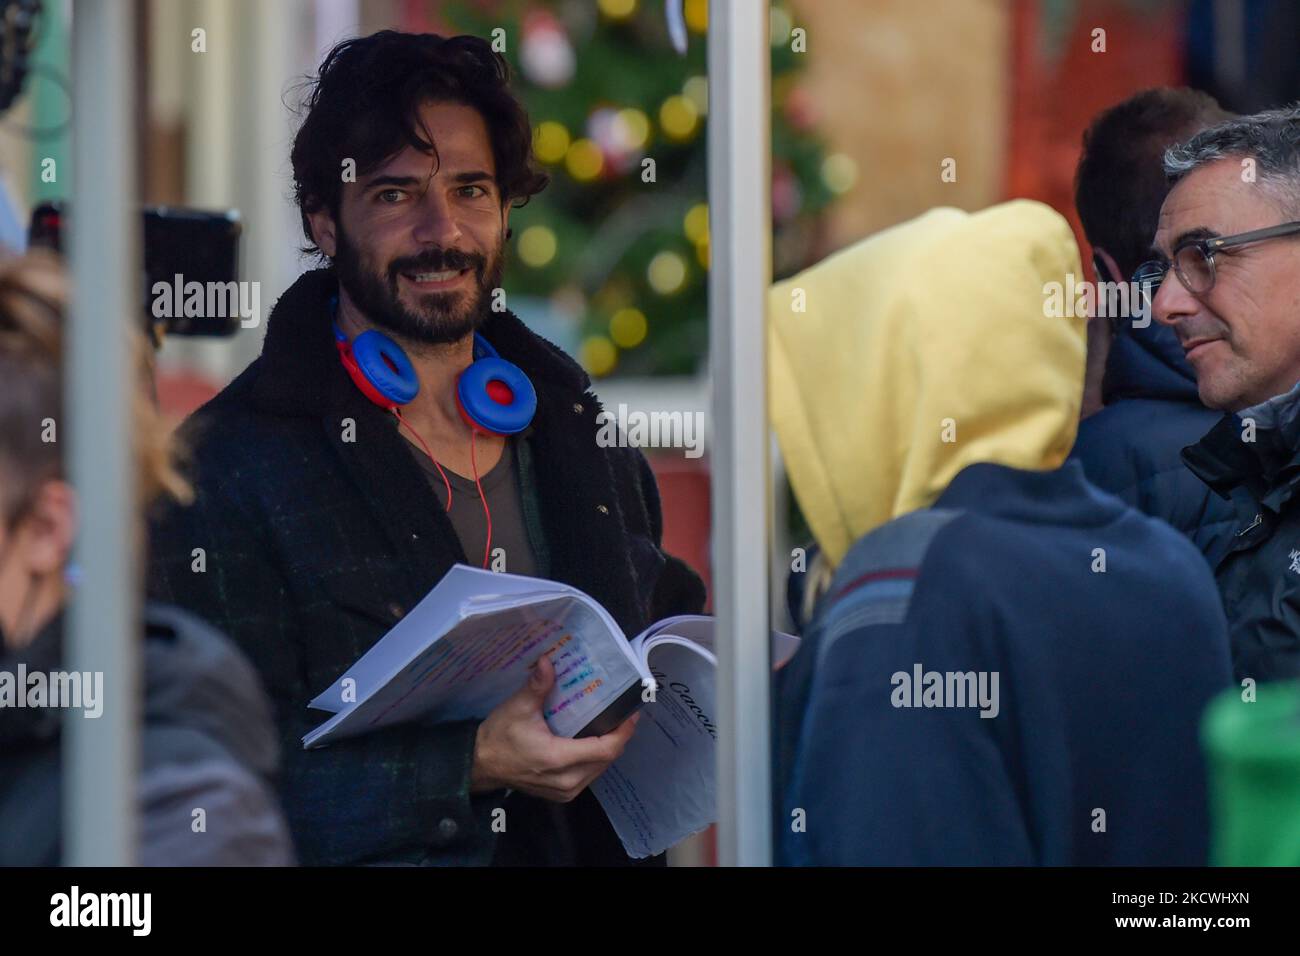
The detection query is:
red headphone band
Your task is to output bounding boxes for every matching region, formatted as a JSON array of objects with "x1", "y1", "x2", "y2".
[{"x1": 334, "y1": 335, "x2": 400, "y2": 410}]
